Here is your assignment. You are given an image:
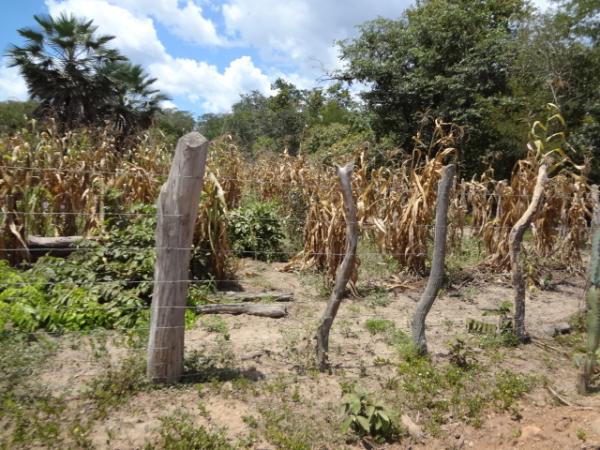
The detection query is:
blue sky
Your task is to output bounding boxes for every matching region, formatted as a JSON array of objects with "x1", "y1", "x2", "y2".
[{"x1": 0, "y1": 0, "x2": 549, "y2": 116}]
